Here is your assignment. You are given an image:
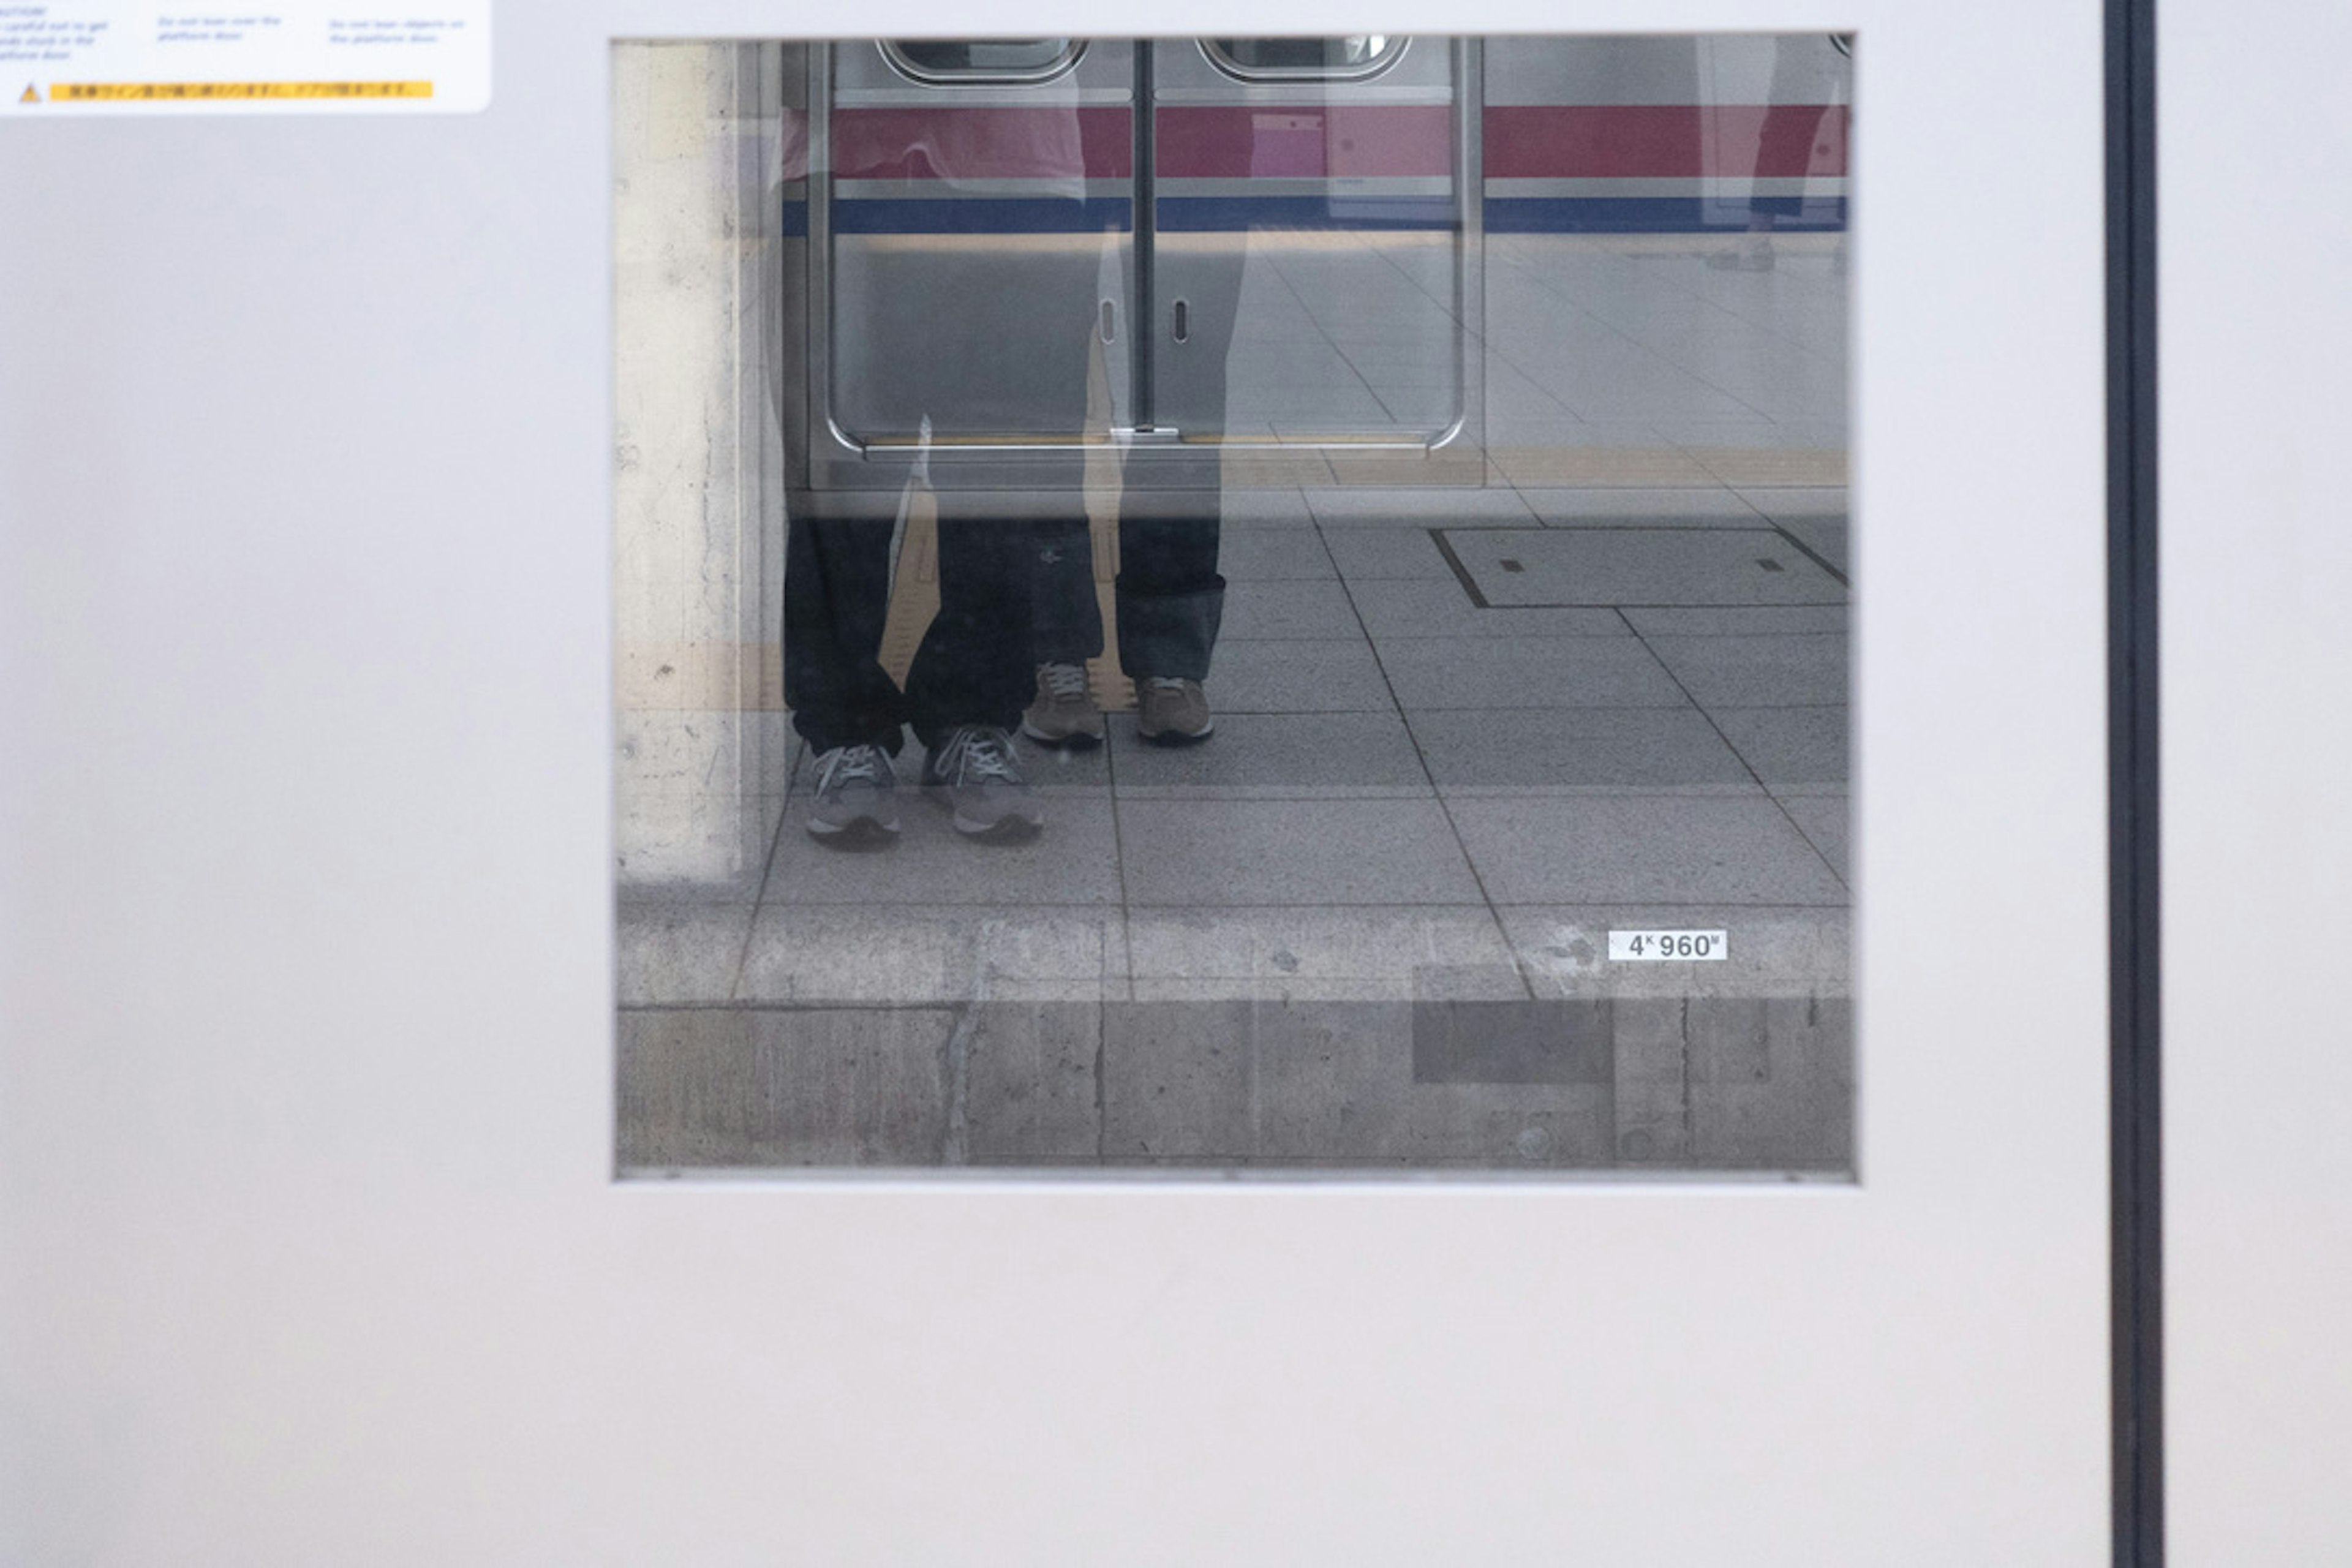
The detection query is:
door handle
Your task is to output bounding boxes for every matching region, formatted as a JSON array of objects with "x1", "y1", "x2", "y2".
[
  {"x1": 1171, "y1": 298, "x2": 1189, "y2": 344},
  {"x1": 1100, "y1": 300, "x2": 1117, "y2": 344}
]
